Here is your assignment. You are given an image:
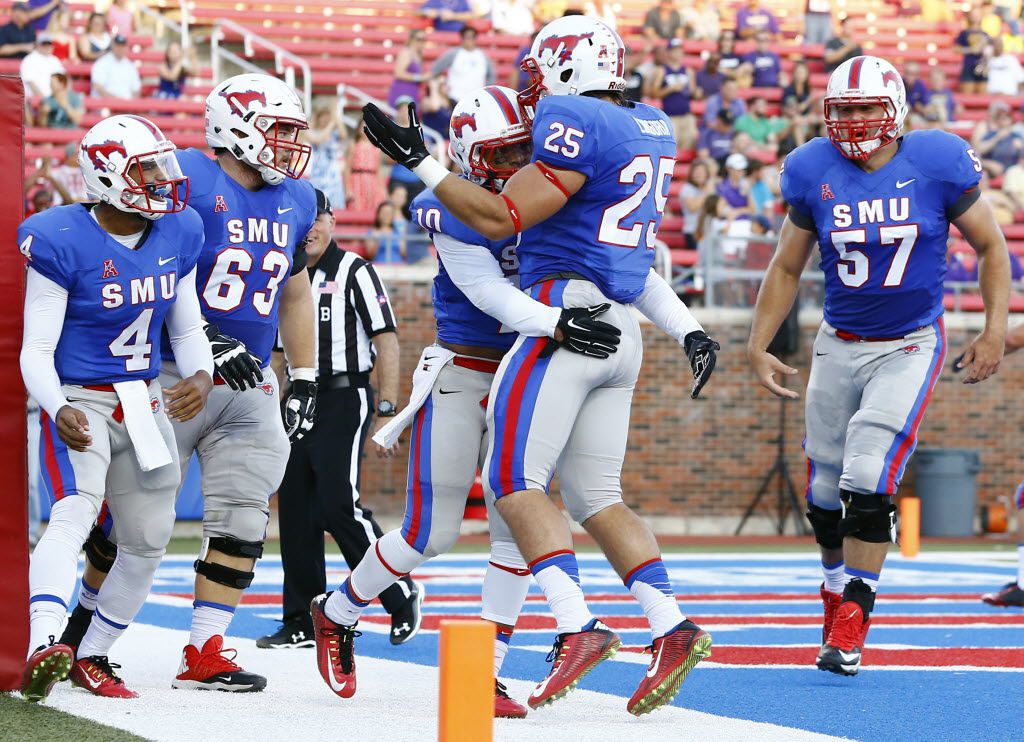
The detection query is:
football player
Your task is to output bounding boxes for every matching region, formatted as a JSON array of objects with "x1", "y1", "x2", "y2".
[
  {"x1": 310, "y1": 85, "x2": 619, "y2": 717},
  {"x1": 19, "y1": 115, "x2": 213, "y2": 700},
  {"x1": 748, "y1": 55, "x2": 1010, "y2": 675},
  {"x1": 60, "y1": 74, "x2": 318, "y2": 692},
  {"x1": 357, "y1": 17, "x2": 719, "y2": 715}
]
